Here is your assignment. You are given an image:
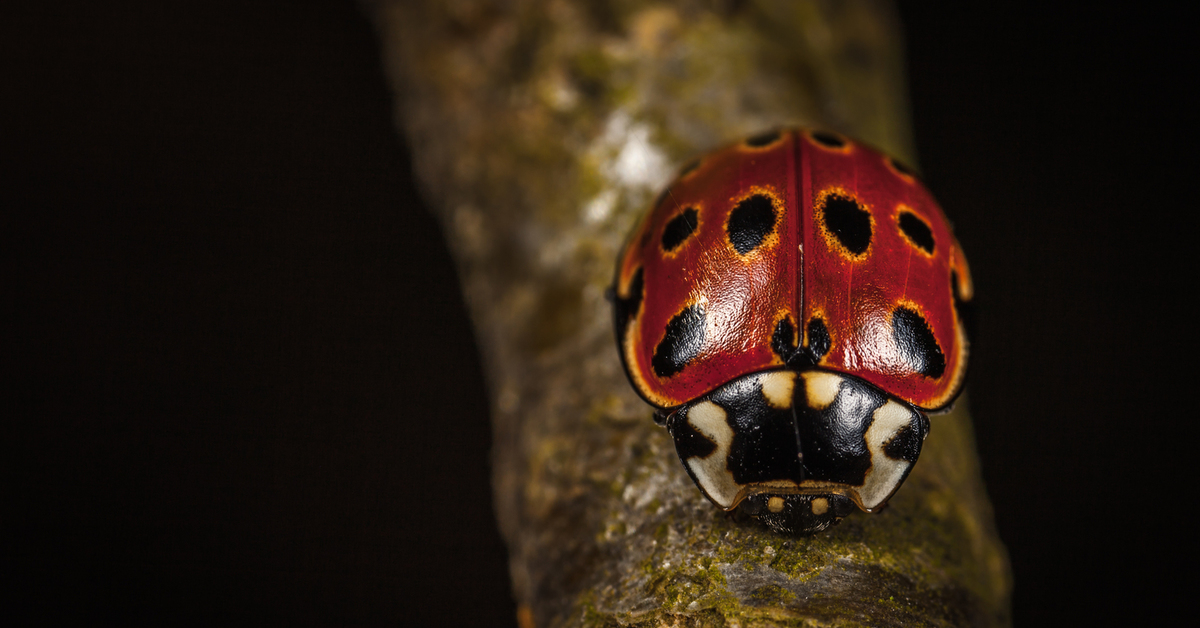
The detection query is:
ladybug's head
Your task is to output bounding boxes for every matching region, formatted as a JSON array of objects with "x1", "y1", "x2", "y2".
[
  {"x1": 739, "y1": 493, "x2": 856, "y2": 535},
  {"x1": 666, "y1": 369, "x2": 929, "y2": 535}
]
